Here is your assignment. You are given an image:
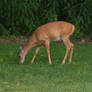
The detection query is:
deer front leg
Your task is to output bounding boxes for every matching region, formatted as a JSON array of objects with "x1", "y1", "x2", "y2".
[
  {"x1": 45, "y1": 41, "x2": 52, "y2": 64},
  {"x1": 30, "y1": 46, "x2": 41, "y2": 64}
]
